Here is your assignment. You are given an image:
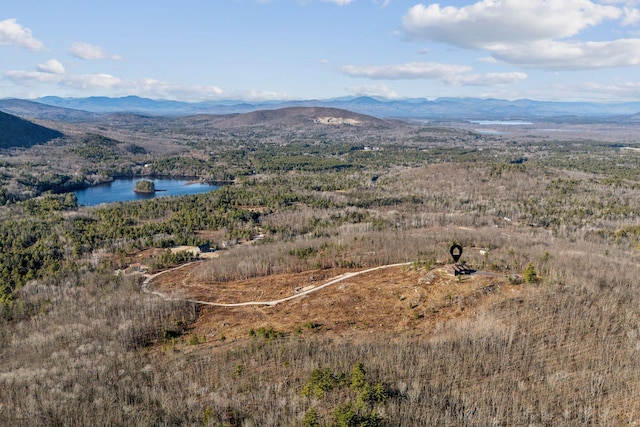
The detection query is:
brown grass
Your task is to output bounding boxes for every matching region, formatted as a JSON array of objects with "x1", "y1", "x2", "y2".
[{"x1": 151, "y1": 263, "x2": 523, "y2": 344}]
